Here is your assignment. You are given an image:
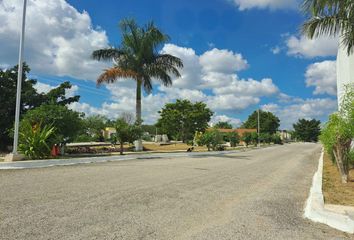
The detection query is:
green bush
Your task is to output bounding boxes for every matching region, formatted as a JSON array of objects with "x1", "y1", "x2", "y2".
[
  {"x1": 241, "y1": 132, "x2": 252, "y2": 146},
  {"x1": 228, "y1": 132, "x2": 240, "y2": 147},
  {"x1": 19, "y1": 121, "x2": 56, "y2": 159},
  {"x1": 272, "y1": 134, "x2": 282, "y2": 145},
  {"x1": 197, "y1": 129, "x2": 223, "y2": 151}
]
